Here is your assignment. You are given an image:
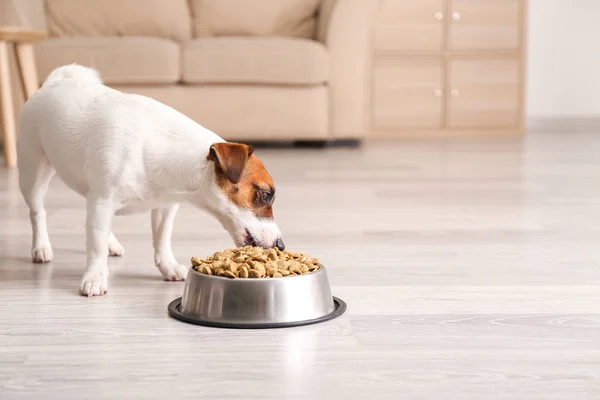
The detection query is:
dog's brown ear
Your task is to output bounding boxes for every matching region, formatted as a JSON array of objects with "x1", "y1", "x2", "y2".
[{"x1": 208, "y1": 142, "x2": 254, "y2": 184}]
